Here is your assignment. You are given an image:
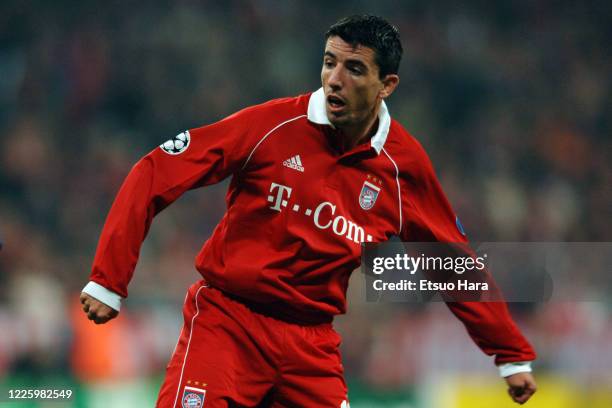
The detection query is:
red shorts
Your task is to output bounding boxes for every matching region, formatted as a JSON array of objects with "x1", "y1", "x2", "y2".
[{"x1": 156, "y1": 281, "x2": 349, "y2": 408}]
